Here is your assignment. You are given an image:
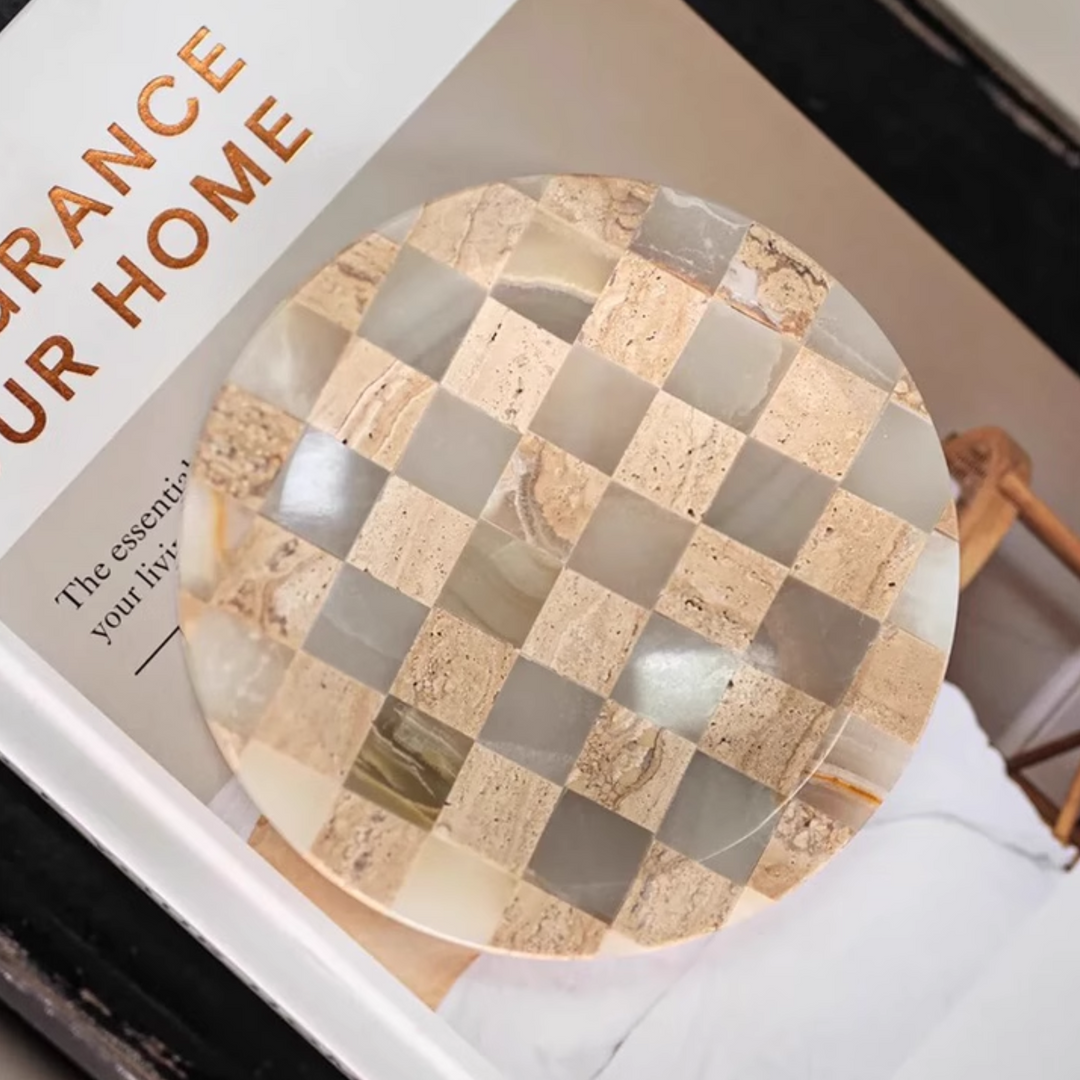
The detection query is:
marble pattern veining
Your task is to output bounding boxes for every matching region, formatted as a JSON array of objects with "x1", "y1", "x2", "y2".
[{"x1": 182, "y1": 176, "x2": 956, "y2": 958}]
